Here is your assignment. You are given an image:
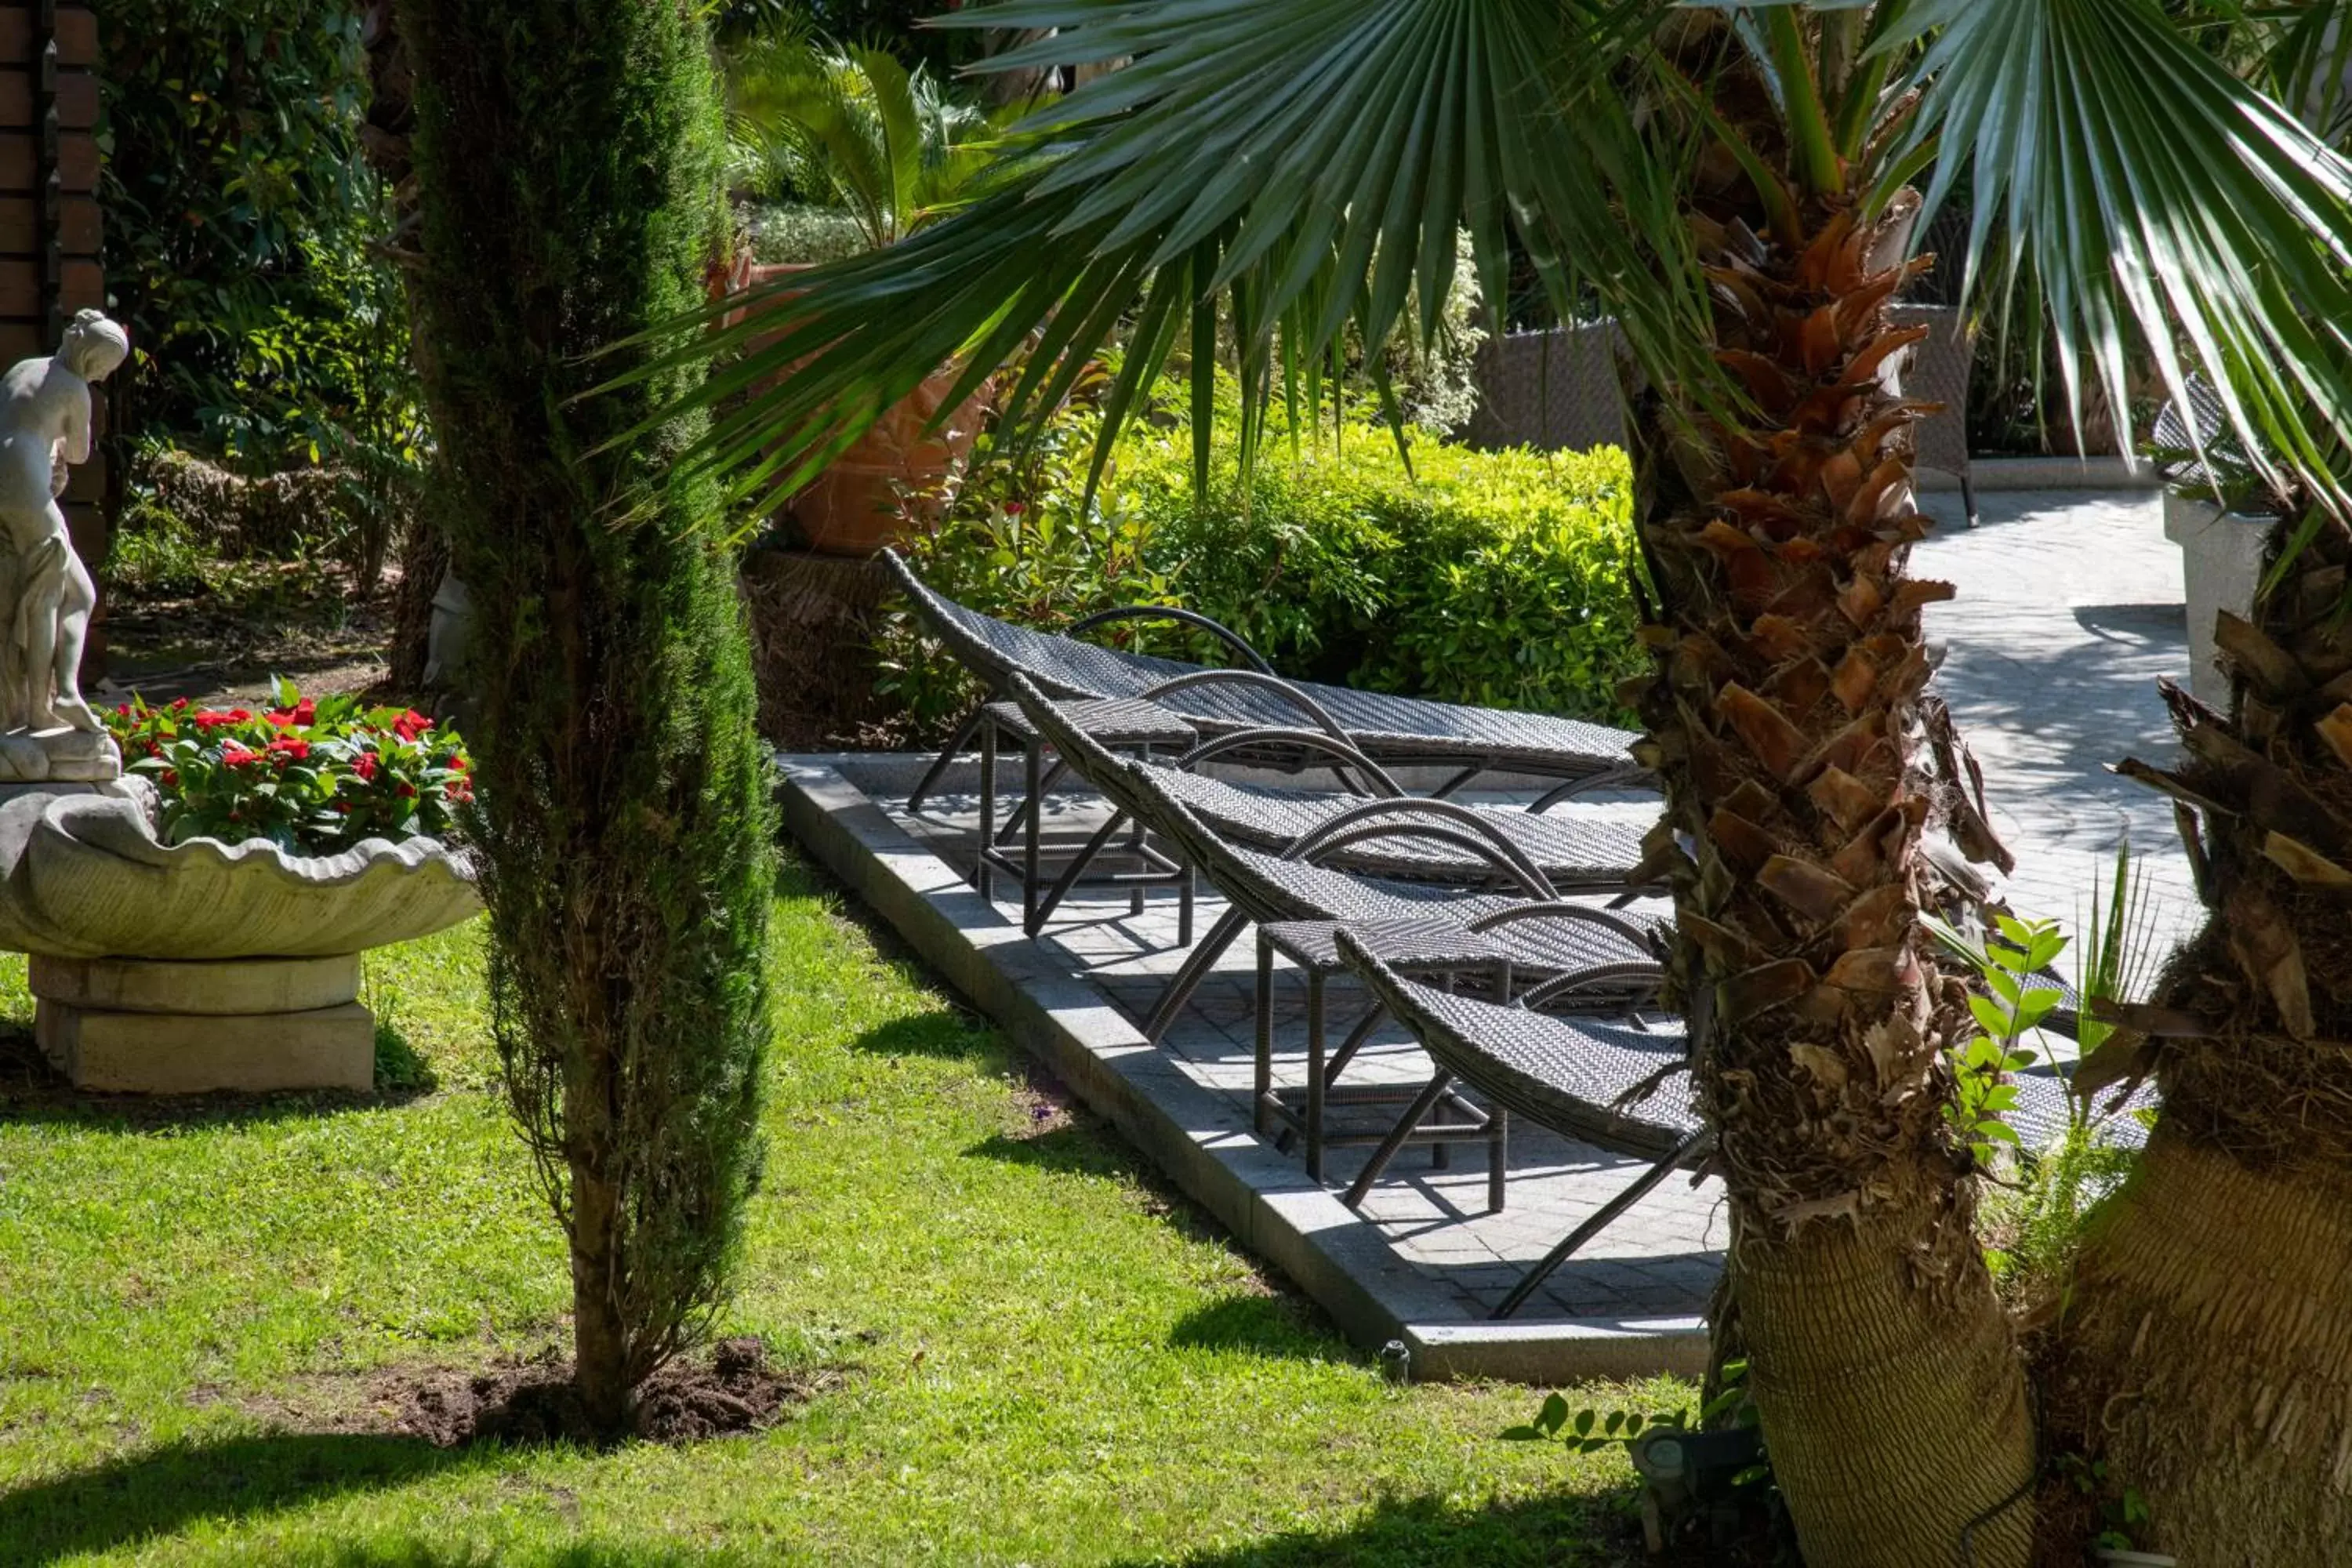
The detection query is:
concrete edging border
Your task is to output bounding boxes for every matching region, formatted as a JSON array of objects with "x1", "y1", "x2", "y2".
[{"x1": 779, "y1": 756, "x2": 1708, "y2": 1384}]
